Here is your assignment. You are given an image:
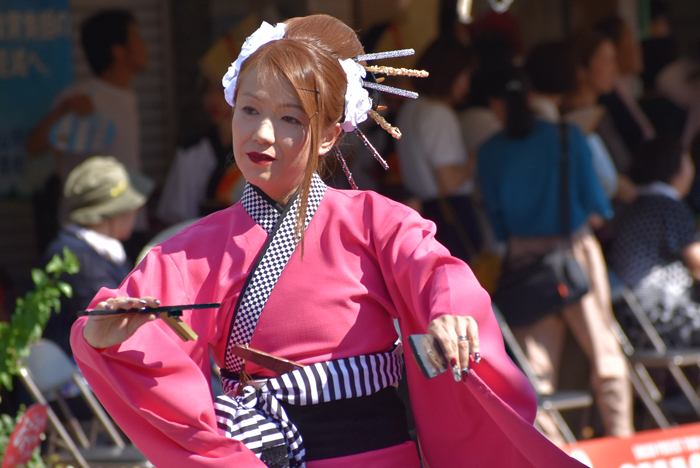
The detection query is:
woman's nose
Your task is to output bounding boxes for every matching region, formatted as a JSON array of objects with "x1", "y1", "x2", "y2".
[{"x1": 253, "y1": 118, "x2": 275, "y2": 145}]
